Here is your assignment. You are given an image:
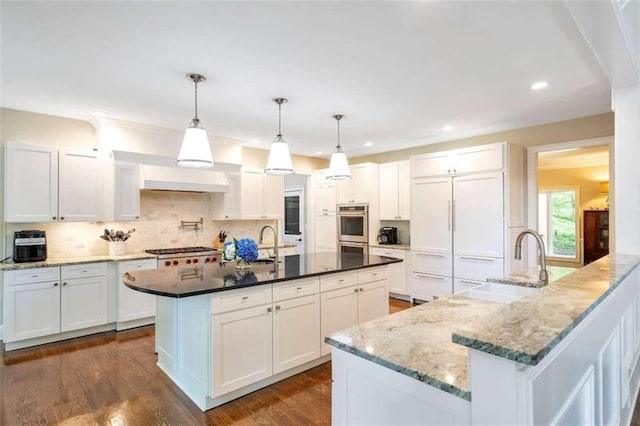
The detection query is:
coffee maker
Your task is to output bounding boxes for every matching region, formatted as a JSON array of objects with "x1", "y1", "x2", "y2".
[{"x1": 377, "y1": 227, "x2": 398, "y2": 245}]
